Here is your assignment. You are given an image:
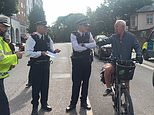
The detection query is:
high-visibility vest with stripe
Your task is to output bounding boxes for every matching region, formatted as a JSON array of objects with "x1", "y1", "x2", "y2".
[{"x1": 0, "y1": 36, "x2": 18, "y2": 79}]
